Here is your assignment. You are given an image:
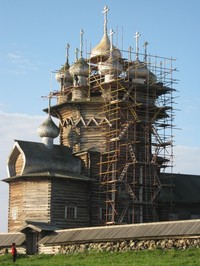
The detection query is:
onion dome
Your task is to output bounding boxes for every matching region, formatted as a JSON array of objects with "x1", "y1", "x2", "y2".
[
  {"x1": 55, "y1": 61, "x2": 72, "y2": 84},
  {"x1": 127, "y1": 59, "x2": 157, "y2": 84},
  {"x1": 98, "y1": 28, "x2": 122, "y2": 82},
  {"x1": 90, "y1": 32, "x2": 121, "y2": 62},
  {"x1": 69, "y1": 57, "x2": 89, "y2": 77},
  {"x1": 69, "y1": 30, "x2": 90, "y2": 88},
  {"x1": 55, "y1": 44, "x2": 73, "y2": 87},
  {"x1": 90, "y1": 5, "x2": 121, "y2": 63},
  {"x1": 69, "y1": 30, "x2": 89, "y2": 77},
  {"x1": 38, "y1": 116, "x2": 59, "y2": 139},
  {"x1": 98, "y1": 55, "x2": 123, "y2": 77}
]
